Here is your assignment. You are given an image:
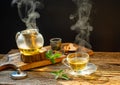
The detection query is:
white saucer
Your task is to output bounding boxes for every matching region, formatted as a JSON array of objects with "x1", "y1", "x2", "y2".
[{"x1": 66, "y1": 63, "x2": 97, "y2": 76}]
